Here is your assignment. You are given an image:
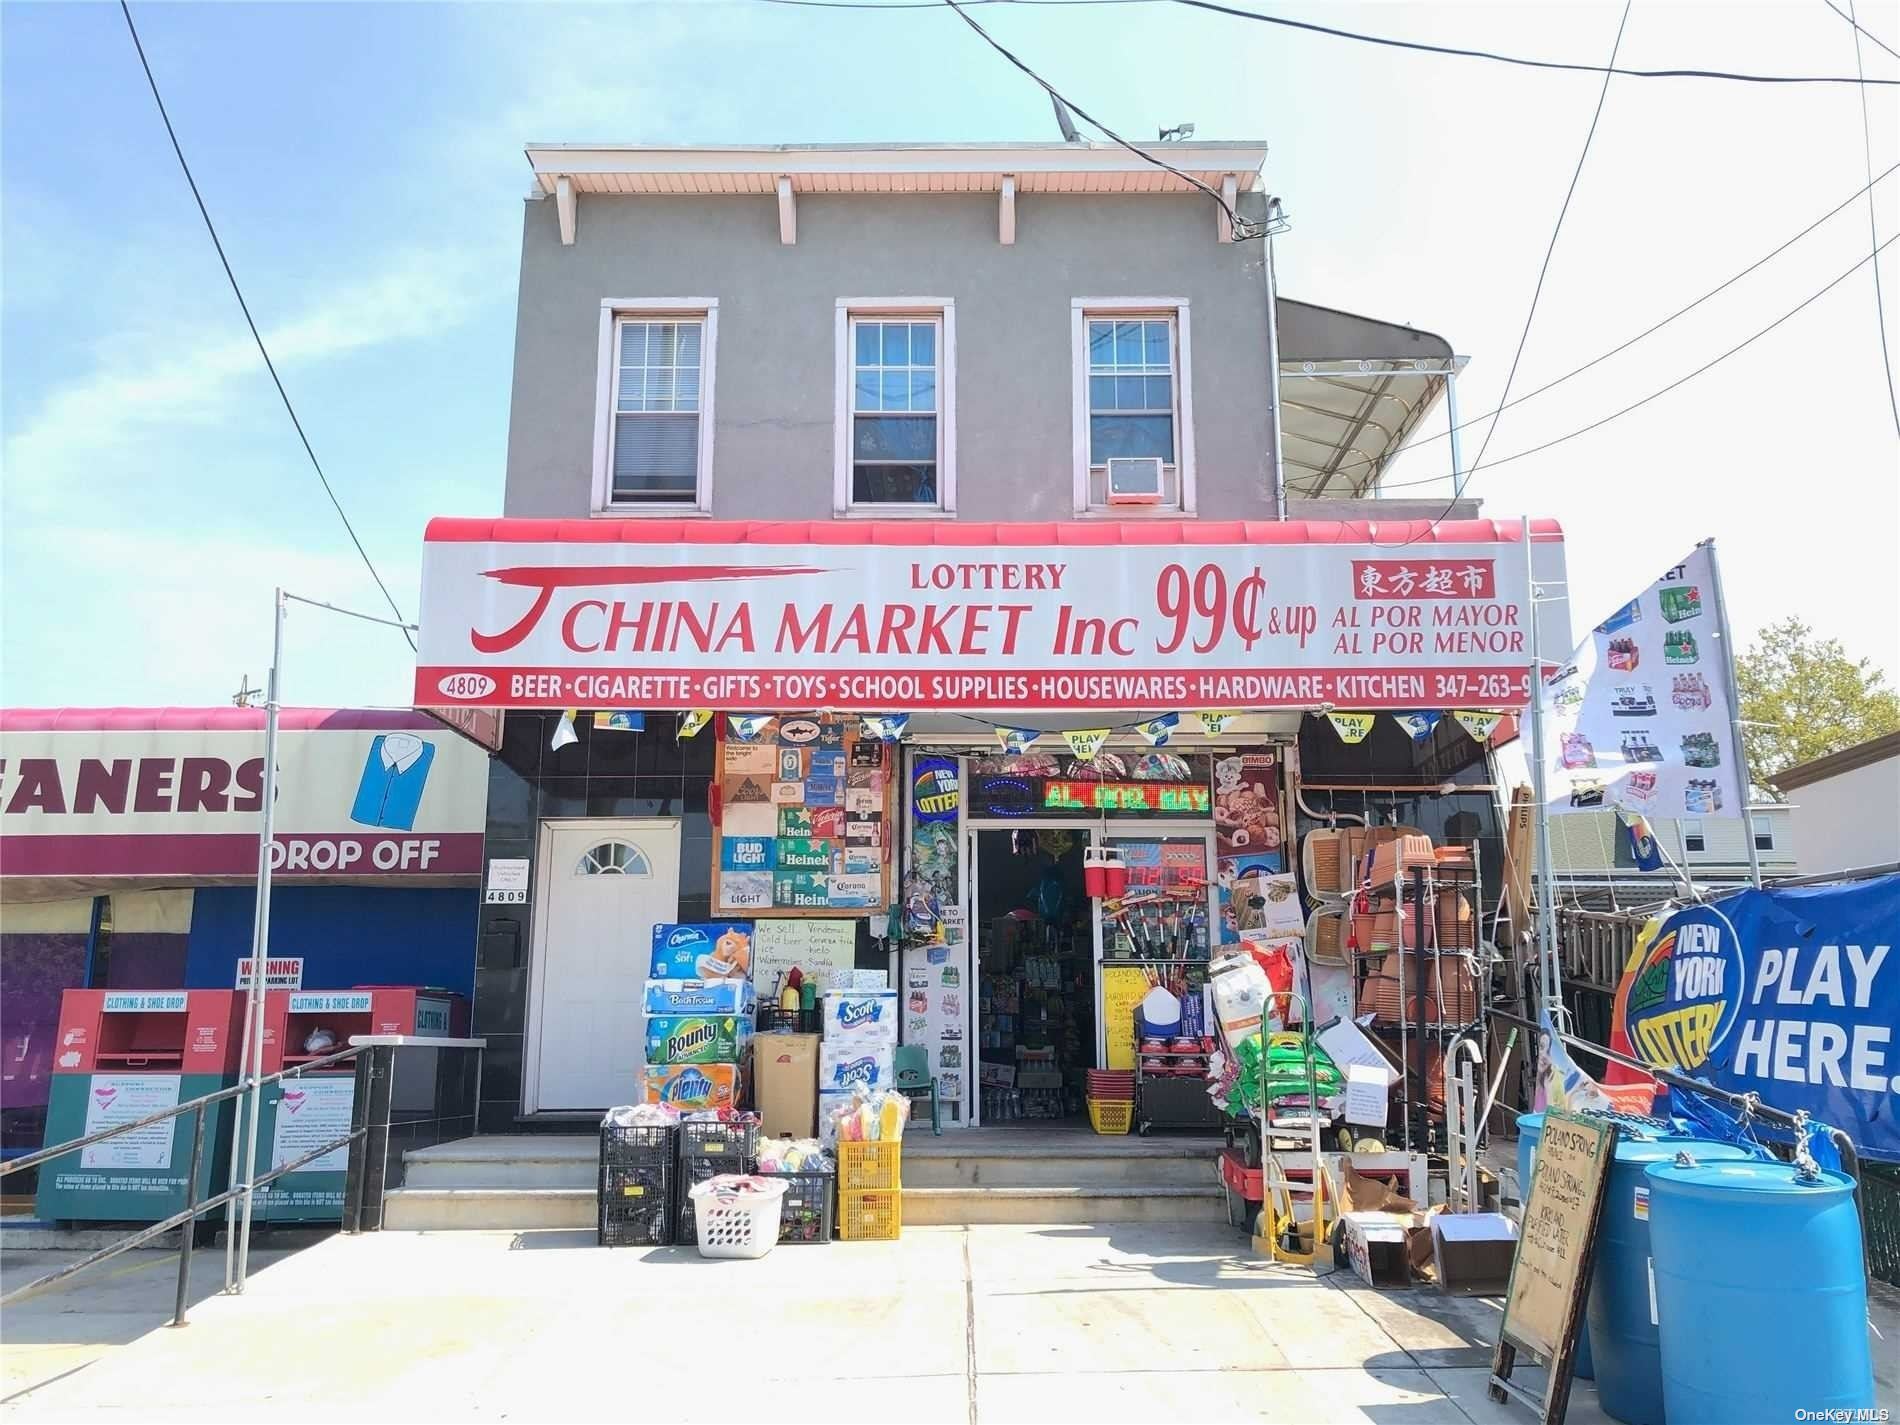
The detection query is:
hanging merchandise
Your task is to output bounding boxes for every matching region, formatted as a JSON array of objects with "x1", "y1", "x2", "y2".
[
  {"x1": 678, "y1": 709, "x2": 713, "y2": 739},
  {"x1": 860, "y1": 714, "x2": 910, "y2": 743},
  {"x1": 550, "y1": 709, "x2": 579, "y2": 750},
  {"x1": 1062, "y1": 728, "x2": 1111, "y2": 761},
  {"x1": 1083, "y1": 845, "x2": 1129, "y2": 900},
  {"x1": 1196, "y1": 711, "x2": 1241, "y2": 735},
  {"x1": 1392, "y1": 710, "x2": 1441, "y2": 741},
  {"x1": 1326, "y1": 711, "x2": 1376, "y2": 744},
  {"x1": 593, "y1": 711, "x2": 645, "y2": 731},
  {"x1": 995, "y1": 726, "x2": 1041, "y2": 754},
  {"x1": 1451, "y1": 709, "x2": 1502, "y2": 742},
  {"x1": 728, "y1": 715, "x2": 774, "y2": 742},
  {"x1": 1136, "y1": 713, "x2": 1180, "y2": 746}
]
